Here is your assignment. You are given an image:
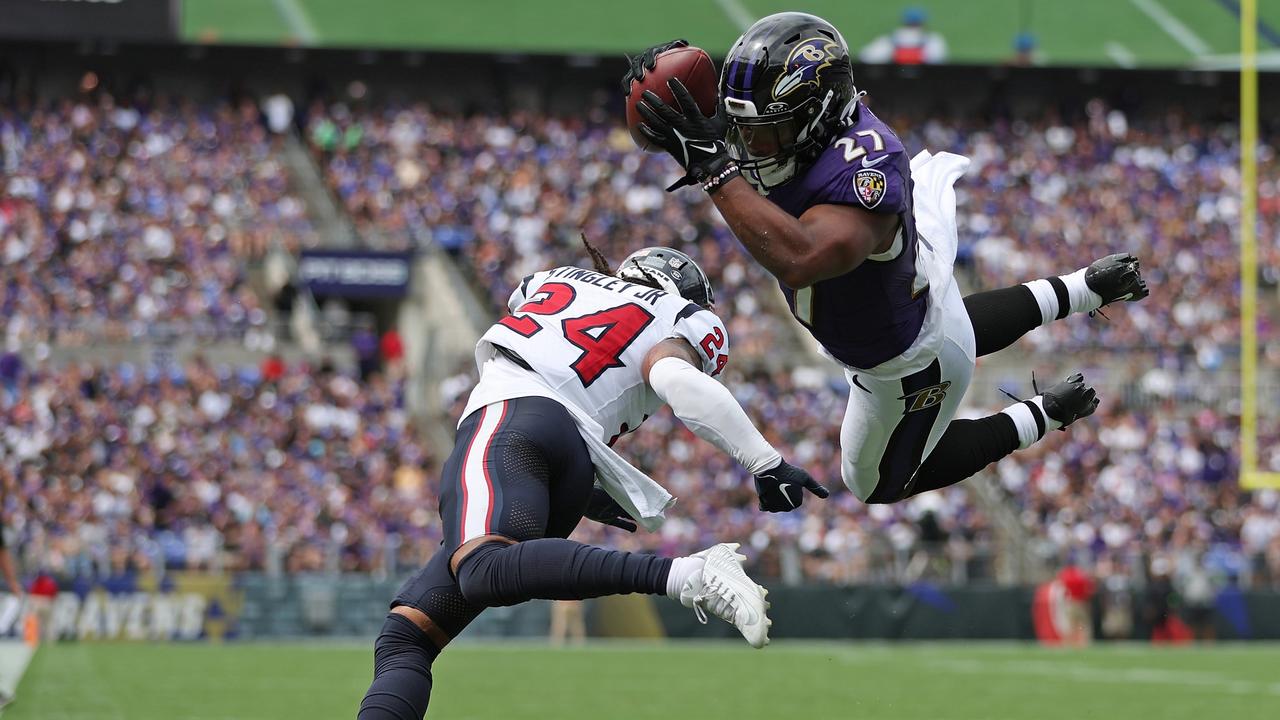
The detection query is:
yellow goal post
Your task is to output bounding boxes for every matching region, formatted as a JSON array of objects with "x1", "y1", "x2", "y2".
[{"x1": 1240, "y1": 0, "x2": 1280, "y2": 489}]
